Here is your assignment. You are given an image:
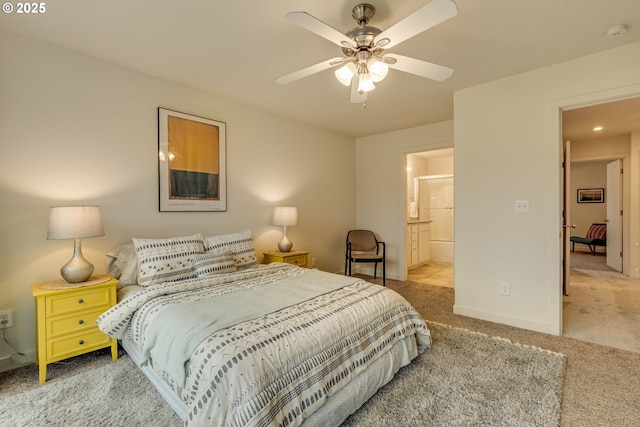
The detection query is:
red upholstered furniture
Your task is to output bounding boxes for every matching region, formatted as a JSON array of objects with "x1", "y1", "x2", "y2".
[{"x1": 570, "y1": 223, "x2": 606, "y2": 255}]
